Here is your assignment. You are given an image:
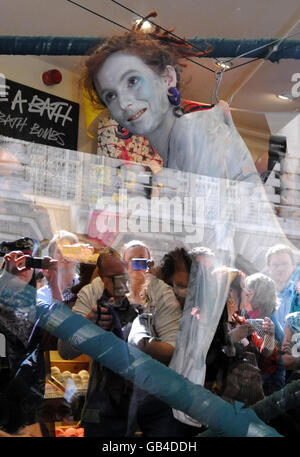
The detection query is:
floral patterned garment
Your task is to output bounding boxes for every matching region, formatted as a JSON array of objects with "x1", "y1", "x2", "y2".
[
  {"x1": 97, "y1": 101, "x2": 212, "y2": 173},
  {"x1": 97, "y1": 111, "x2": 163, "y2": 173}
]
